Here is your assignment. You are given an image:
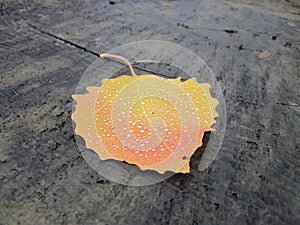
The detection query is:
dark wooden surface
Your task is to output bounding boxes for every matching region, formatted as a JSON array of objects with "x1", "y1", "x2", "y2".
[{"x1": 1, "y1": 0, "x2": 299, "y2": 224}]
